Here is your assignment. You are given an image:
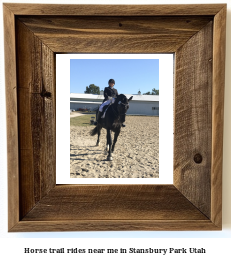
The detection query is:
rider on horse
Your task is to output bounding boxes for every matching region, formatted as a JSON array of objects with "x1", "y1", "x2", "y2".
[{"x1": 95, "y1": 79, "x2": 126, "y2": 127}]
